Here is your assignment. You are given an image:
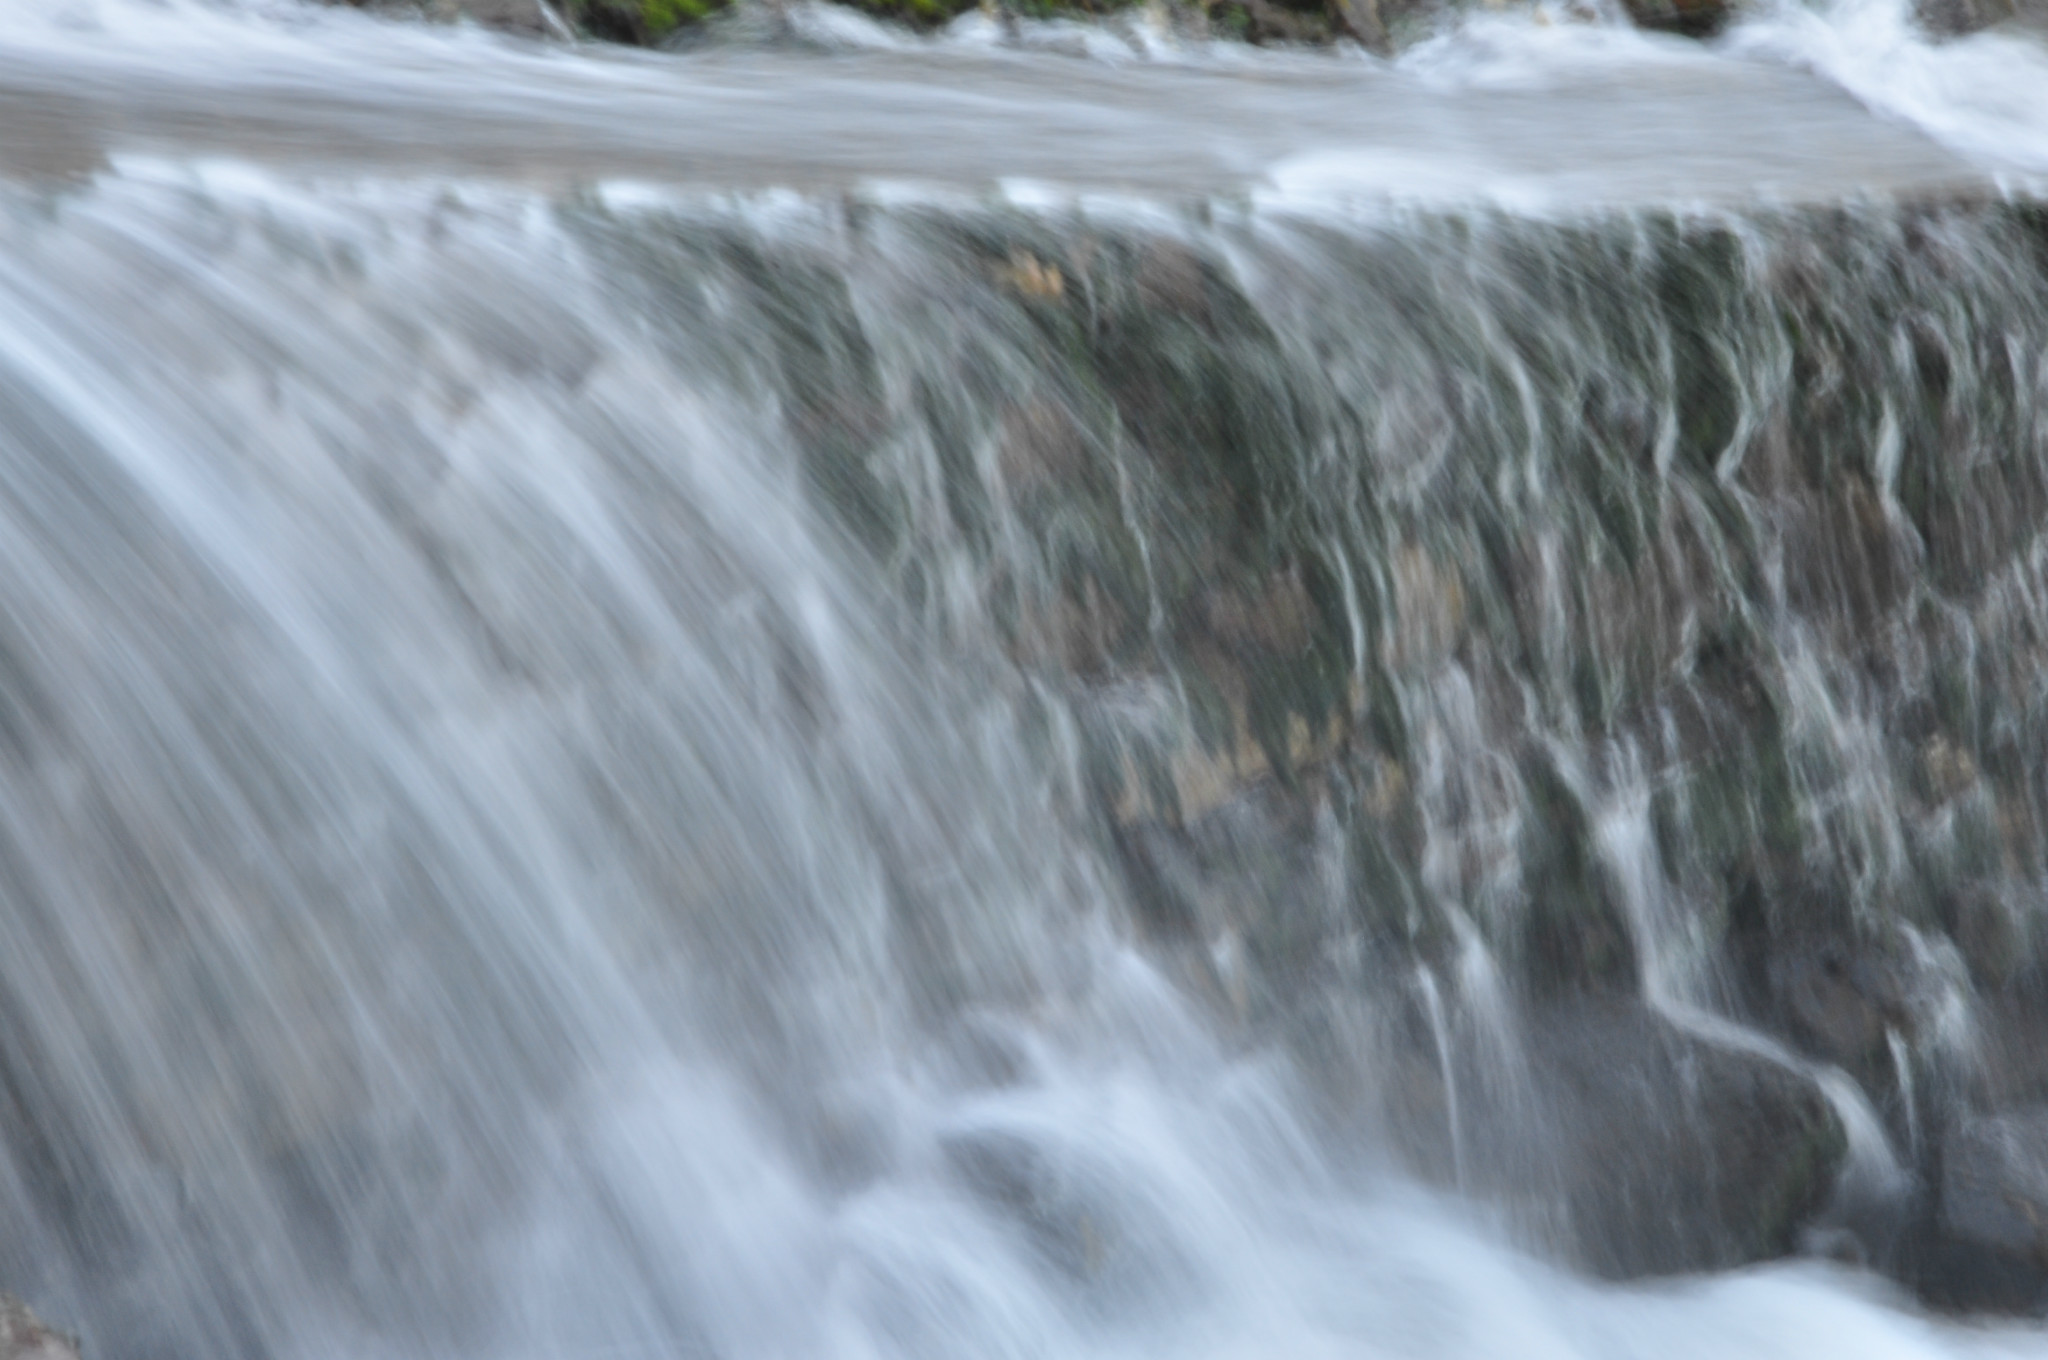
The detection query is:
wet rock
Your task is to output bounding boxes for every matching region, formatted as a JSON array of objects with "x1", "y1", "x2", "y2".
[
  {"x1": 1920, "y1": 734, "x2": 1981, "y2": 805},
  {"x1": 1767, "y1": 935, "x2": 1910, "y2": 1076},
  {"x1": 336, "y1": 0, "x2": 571, "y2": 36},
  {"x1": 938, "y1": 1124, "x2": 1201, "y2": 1309},
  {"x1": 1620, "y1": 0, "x2": 1733, "y2": 36},
  {"x1": 1515, "y1": 754, "x2": 1636, "y2": 999},
  {"x1": 0, "y1": 1296, "x2": 80, "y2": 1360},
  {"x1": 1938, "y1": 881, "x2": 2025, "y2": 999},
  {"x1": 1327, "y1": 0, "x2": 1388, "y2": 47},
  {"x1": 1388, "y1": 540, "x2": 1466, "y2": 671},
  {"x1": 1911, "y1": 1107, "x2": 2048, "y2": 1312},
  {"x1": 1914, "y1": 0, "x2": 2039, "y2": 34},
  {"x1": 1526, "y1": 1001, "x2": 1846, "y2": 1278},
  {"x1": 1112, "y1": 777, "x2": 1337, "y2": 985},
  {"x1": 1197, "y1": 564, "x2": 1316, "y2": 663},
  {"x1": 1968, "y1": 988, "x2": 2048, "y2": 1112},
  {"x1": 996, "y1": 399, "x2": 1091, "y2": 493},
  {"x1": 1134, "y1": 240, "x2": 1211, "y2": 318},
  {"x1": 1723, "y1": 878, "x2": 1916, "y2": 1087}
]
